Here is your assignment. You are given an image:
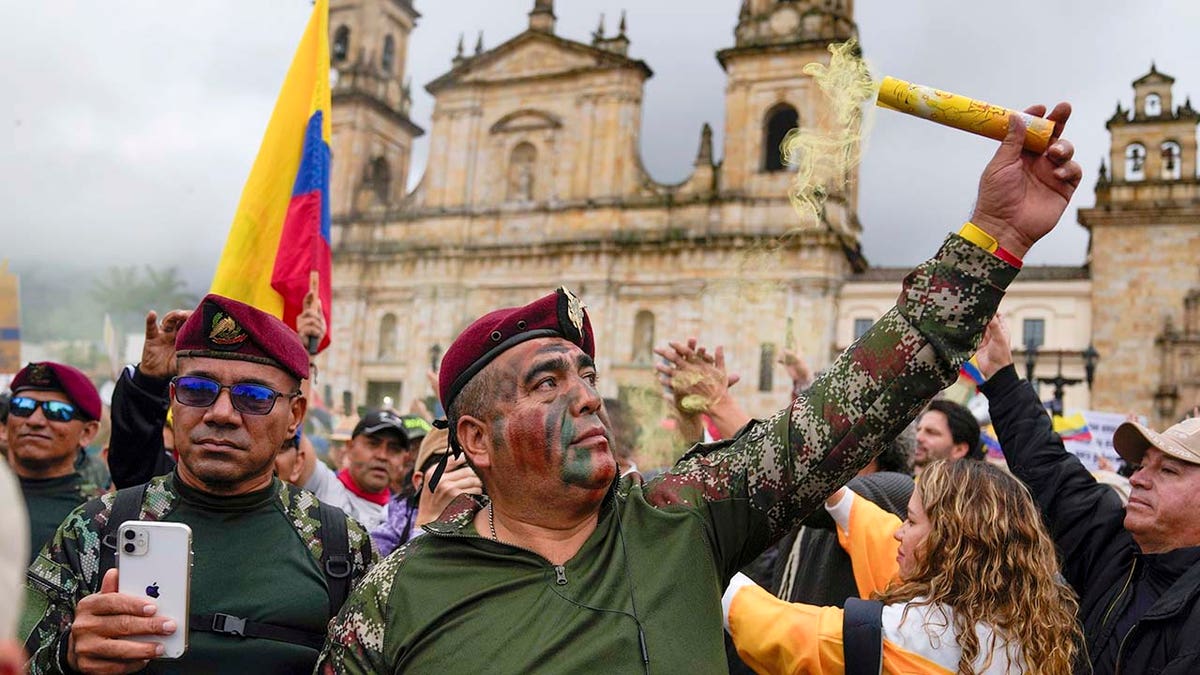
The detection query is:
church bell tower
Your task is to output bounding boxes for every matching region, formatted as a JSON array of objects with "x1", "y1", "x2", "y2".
[{"x1": 328, "y1": 0, "x2": 424, "y2": 216}]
